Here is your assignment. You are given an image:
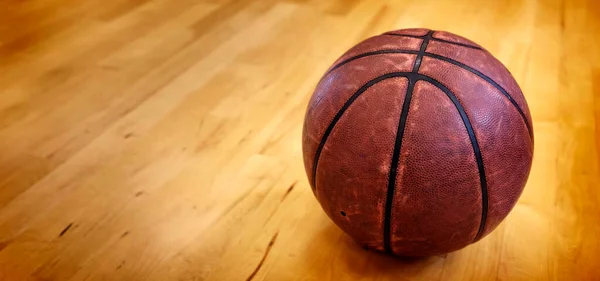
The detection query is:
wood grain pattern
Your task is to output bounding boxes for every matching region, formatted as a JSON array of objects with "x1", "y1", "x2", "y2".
[{"x1": 1, "y1": 0, "x2": 599, "y2": 280}]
